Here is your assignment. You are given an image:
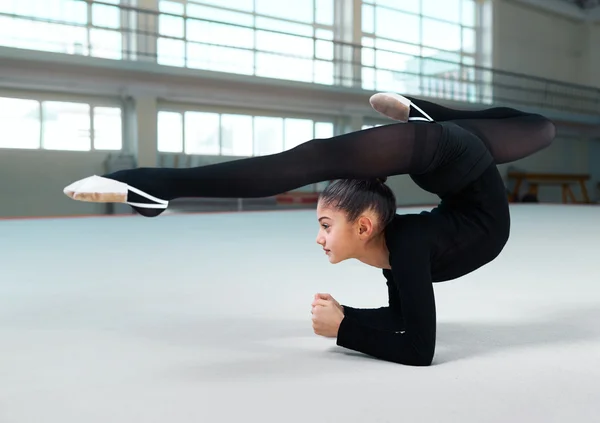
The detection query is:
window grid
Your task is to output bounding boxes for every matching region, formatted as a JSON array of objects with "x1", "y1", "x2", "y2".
[
  {"x1": 0, "y1": 96, "x2": 122, "y2": 151},
  {"x1": 157, "y1": 0, "x2": 336, "y2": 85},
  {"x1": 360, "y1": 0, "x2": 479, "y2": 102},
  {"x1": 158, "y1": 109, "x2": 335, "y2": 157},
  {"x1": 0, "y1": 0, "x2": 123, "y2": 60}
]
